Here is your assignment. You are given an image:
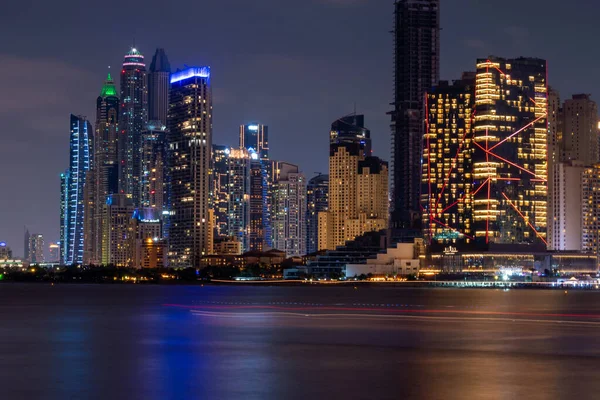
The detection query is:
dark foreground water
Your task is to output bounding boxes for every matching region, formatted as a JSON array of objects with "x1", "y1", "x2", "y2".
[{"x1": 1, "y1": 284, "x2": 600, "y2": 399}]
